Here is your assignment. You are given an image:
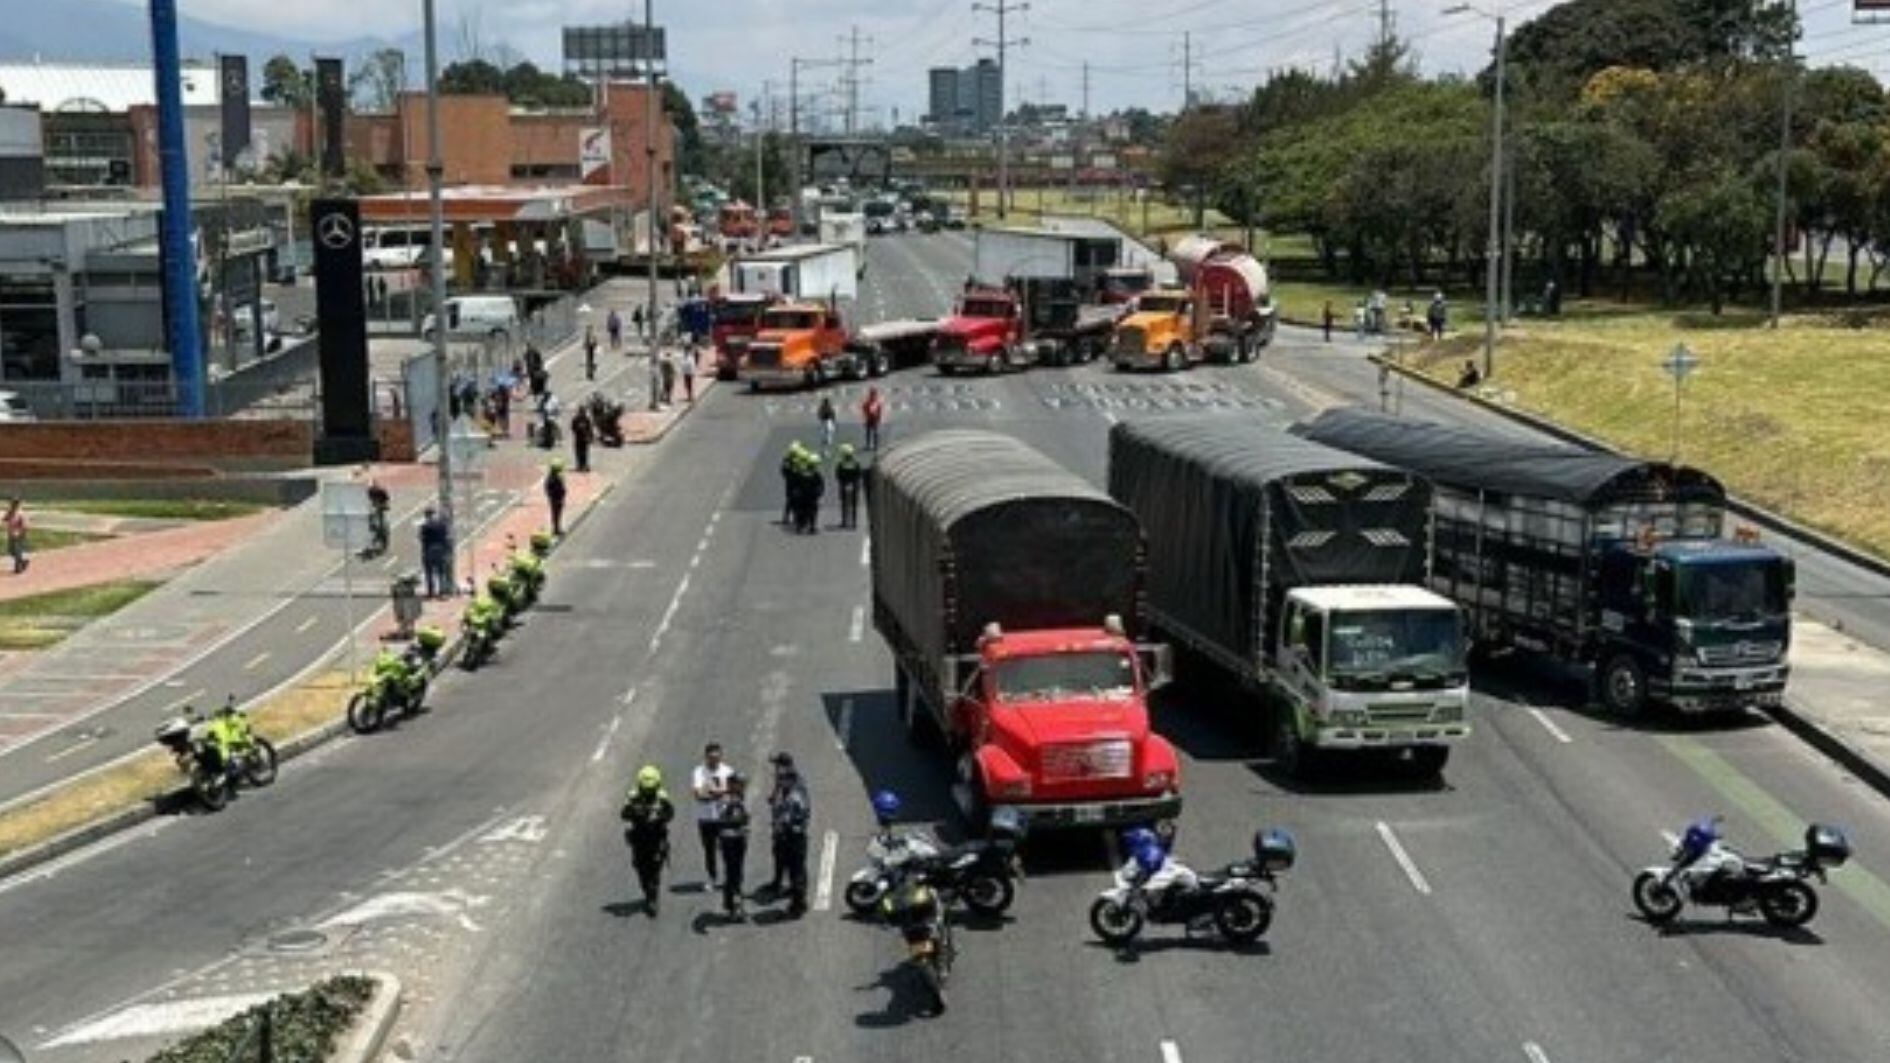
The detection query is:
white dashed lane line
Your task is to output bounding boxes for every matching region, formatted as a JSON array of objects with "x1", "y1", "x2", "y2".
[{"x1": 1375, "y1": 821, "x2": 1433, "y2": 896}]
